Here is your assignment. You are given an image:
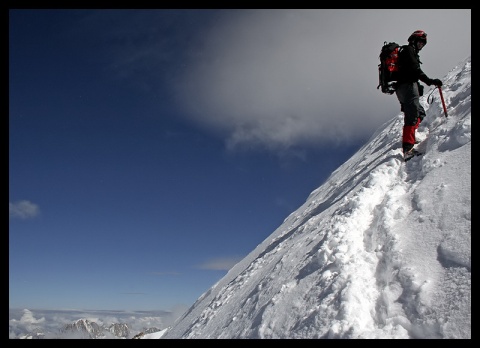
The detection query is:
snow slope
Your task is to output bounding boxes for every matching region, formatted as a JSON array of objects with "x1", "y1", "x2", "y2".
[{"x1": 160, "y1": 56, "x2": 471, "y2": 339}]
